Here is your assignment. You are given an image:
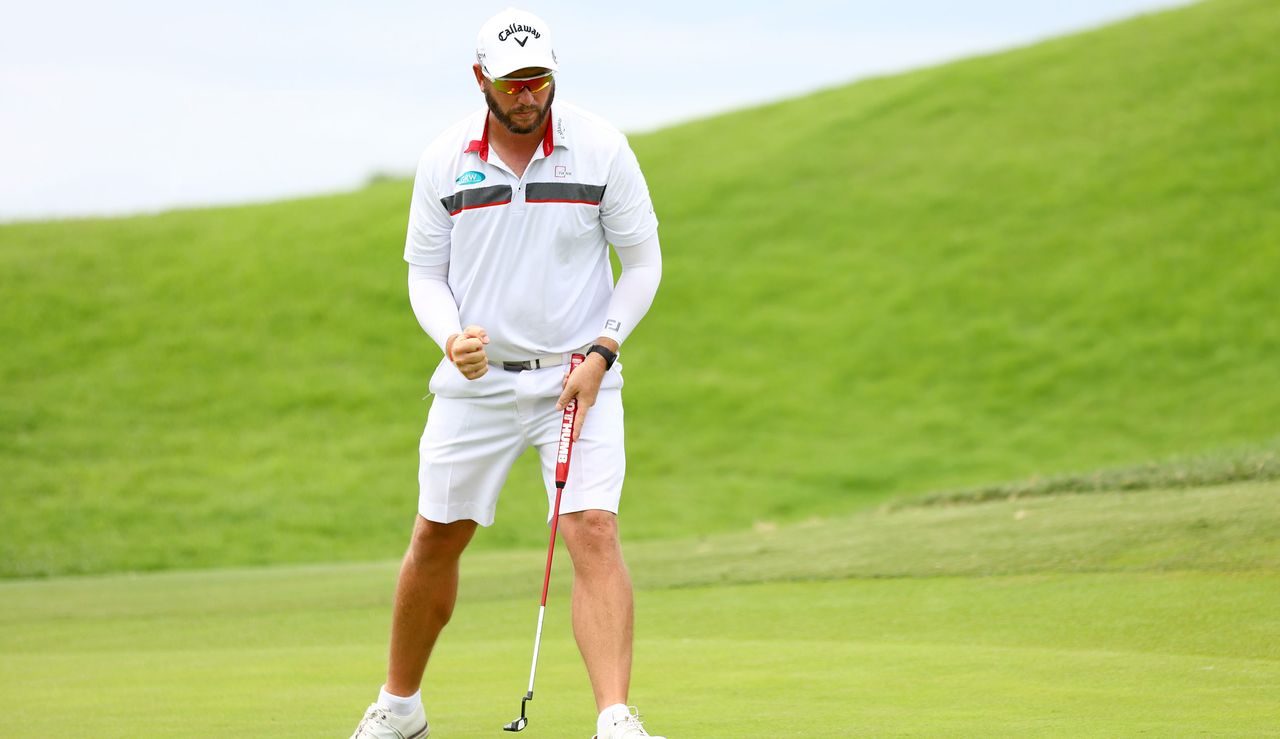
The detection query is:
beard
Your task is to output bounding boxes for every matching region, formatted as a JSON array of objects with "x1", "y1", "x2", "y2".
[{"x1": 484, "y1": 82, "x2": 555, "y2": 135}]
